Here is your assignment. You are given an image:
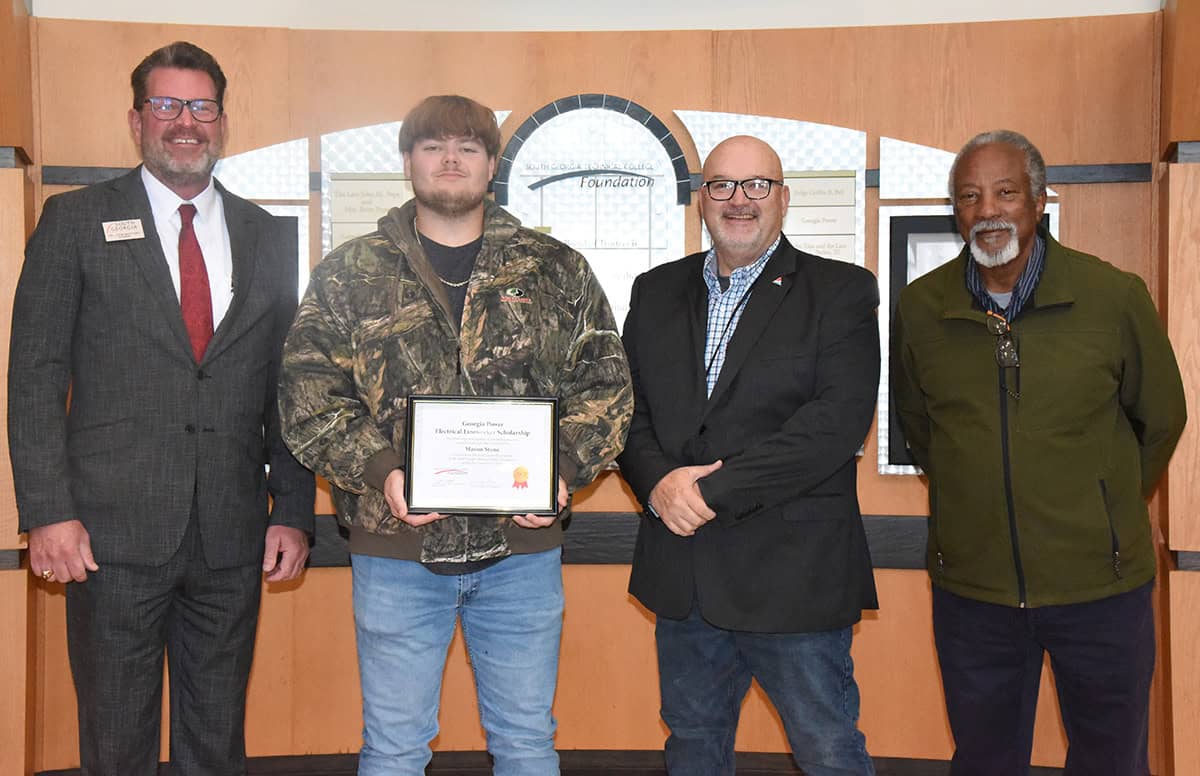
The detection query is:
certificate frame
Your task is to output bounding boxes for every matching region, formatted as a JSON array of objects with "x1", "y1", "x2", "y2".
[{"x1": 405, "y1": 395, "x2": 559, "y2": 516}]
